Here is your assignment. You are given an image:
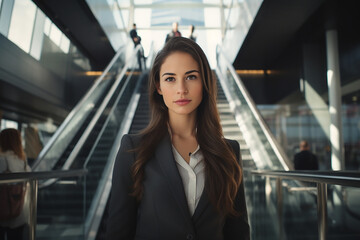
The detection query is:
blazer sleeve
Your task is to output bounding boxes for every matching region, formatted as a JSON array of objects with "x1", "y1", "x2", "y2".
[
  {"x1": 106, "y1": 134, "x2": 138, "y2": 240},
  {"x1": 223, "y1": 140, "x2": 251, "y2": 240}
]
